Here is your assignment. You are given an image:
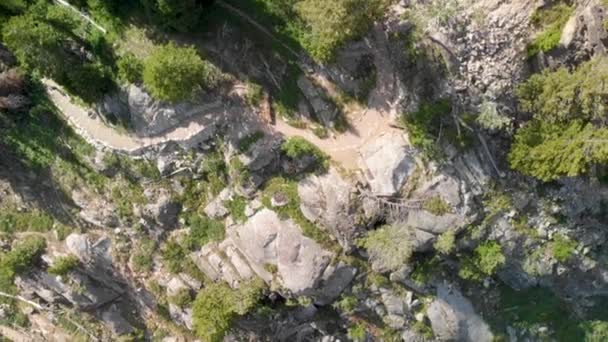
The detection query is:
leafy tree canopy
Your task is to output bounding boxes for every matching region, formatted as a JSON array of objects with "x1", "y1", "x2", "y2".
[{"x1": 143, "y1": 42, "x2": 211, "y2": 103}]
